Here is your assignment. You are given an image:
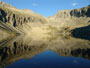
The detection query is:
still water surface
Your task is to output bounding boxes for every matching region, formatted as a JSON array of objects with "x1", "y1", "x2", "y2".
[
  {"x1": 5, "y1": 50, "x2": 90, "y2": 68},
  {"x1": 0, "y1": 34, "x2": 90, "y2": 68}
]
